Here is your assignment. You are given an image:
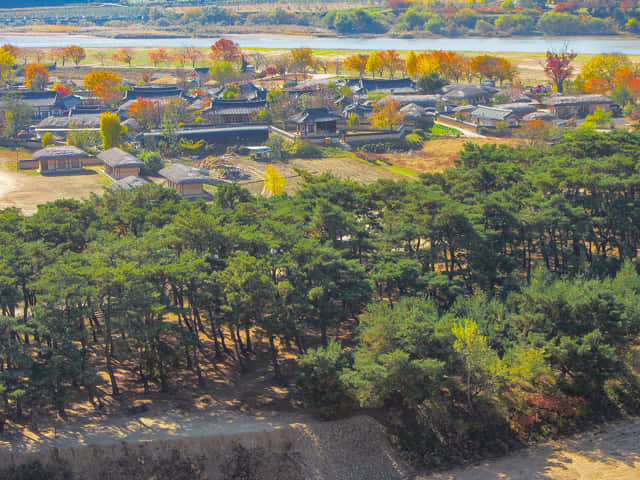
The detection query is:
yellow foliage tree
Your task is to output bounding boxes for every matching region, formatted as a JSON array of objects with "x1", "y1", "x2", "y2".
[
  {"x1": 405, "y1": 50, "x2": 418, "y2": 78},
  {"x1": 100, "y1": 111, "x2": 123, "y2": 150},
  {"x1": 370, "y1": 99, "x2": 405, "y2": 130},
  {"x1": 365, "y1": 51, "x2": 384, "y2": 79},
  {"x1": 263, "y1": 164, "x2": 286, "y2": 196},
  {"x1": 0, "y1": 48, "x2": 15, "y2": 83}
]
